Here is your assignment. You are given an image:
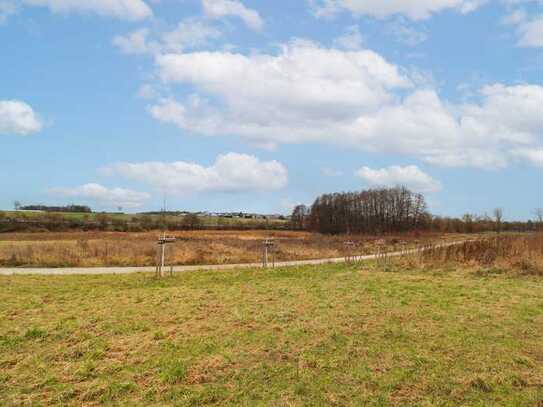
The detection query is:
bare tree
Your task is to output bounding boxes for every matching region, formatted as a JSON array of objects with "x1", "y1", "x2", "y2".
[
  {"x1": 307, "y1": 187, "x2": 430, "y2": 235},
  {"x1": 290, "y1": 205, "x2": 309, "y2": 230},
  {"x1": 13, "y1": 201, "x2": 21, "y2": 211},
  {"x1": 493, "y1": 208, "x2": 503, "y2": 234},
  {"x1": 182, "y1": 213, "x2": 201, "y2": 230},
  {"x1": 535, "y1": 208, "x2": 543, "y2": 231}
]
